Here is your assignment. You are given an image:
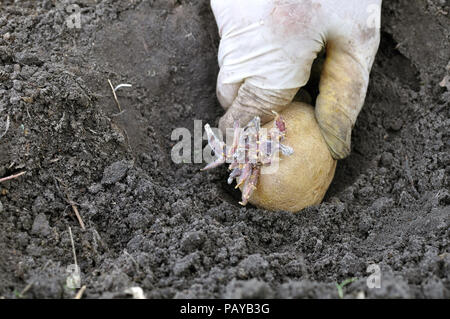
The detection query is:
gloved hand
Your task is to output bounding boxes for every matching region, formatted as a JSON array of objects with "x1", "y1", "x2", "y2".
[{"x1": 212, "y1": 0, "x2": 381, "y2": 159}]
